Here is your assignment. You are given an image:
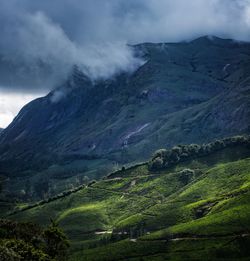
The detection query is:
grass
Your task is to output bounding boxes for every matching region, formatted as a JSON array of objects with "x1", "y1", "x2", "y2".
[
  {"x1": 71, "y1": 239, "x2": 168, "y2": 261},
  {"x1": 8, "y1": 144, "x2": 250, "y2": 260}
]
